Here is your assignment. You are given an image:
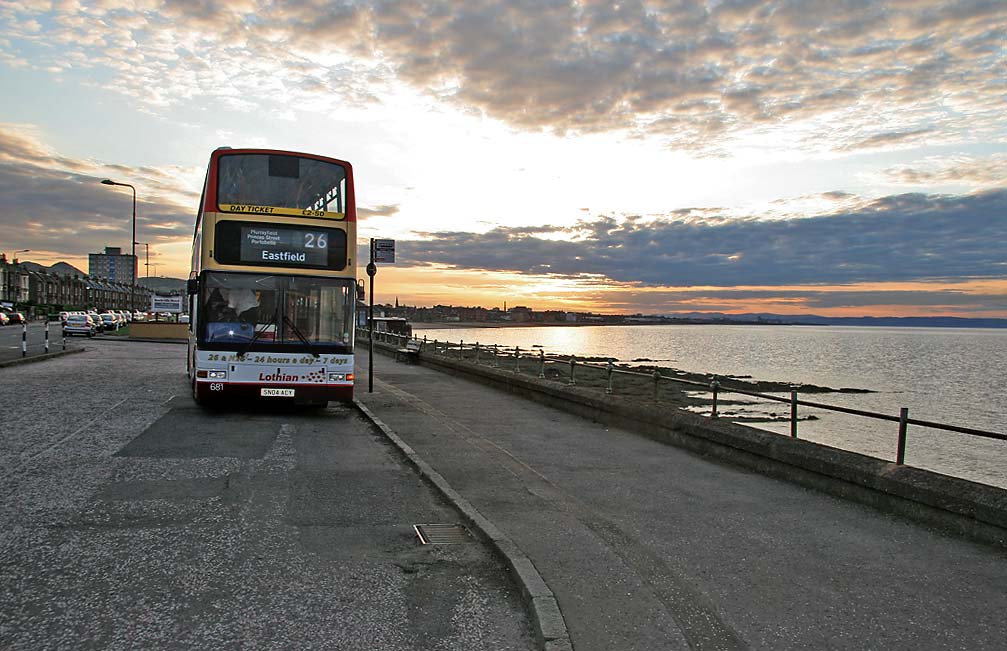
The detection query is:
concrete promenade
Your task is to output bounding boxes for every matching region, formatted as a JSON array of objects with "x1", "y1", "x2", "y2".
[{"x1": 356, "y1": 348, "x2": 1007, "y2": 651}]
